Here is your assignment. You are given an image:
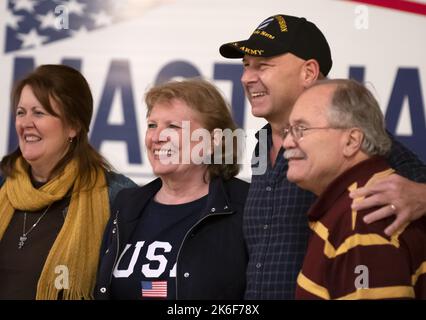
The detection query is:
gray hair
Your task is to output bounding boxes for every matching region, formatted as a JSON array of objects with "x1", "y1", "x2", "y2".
[{"x1": 311, "y1": 79, "x2": 391, "y2": 156}]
